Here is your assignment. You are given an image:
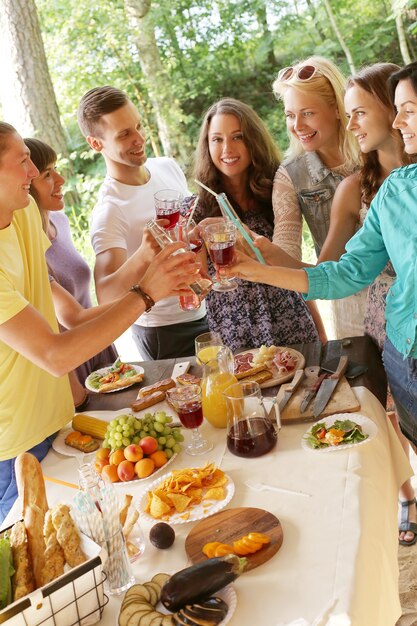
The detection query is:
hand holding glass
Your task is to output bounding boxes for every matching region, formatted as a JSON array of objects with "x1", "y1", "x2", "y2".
[
  {"x1": 166, "y1": 385, "x2": 213, "y2": 455},
  {"x1": 204, "y1": 221, "x2": 238, "y2": 292}
]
